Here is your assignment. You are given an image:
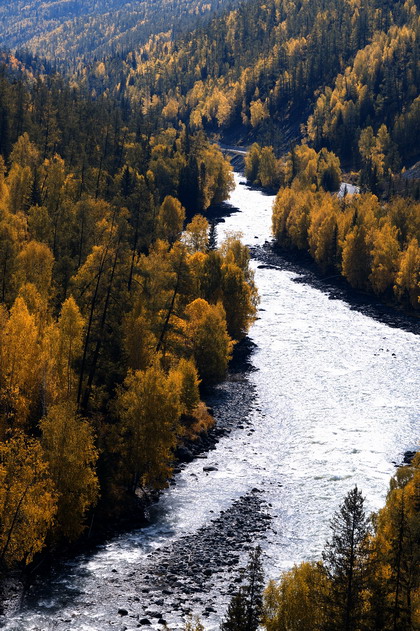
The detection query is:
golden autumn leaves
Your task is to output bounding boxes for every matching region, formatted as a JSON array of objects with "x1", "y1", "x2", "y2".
[
  {"x1": 115, "y1": 229, "x2": 257, "y2": 492},
  {"x1": 0, "y1": 295, "x2": 99, "y2": 564},
  {"x1": 265, "y1": 140, "x2": 420, "y2": 310},
  {"x1": 272, "y1": 187, "x2": 420, "y2": 307},
  {"x1": 0, "y1": 178, "x2": 257, "y2": 569}
]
